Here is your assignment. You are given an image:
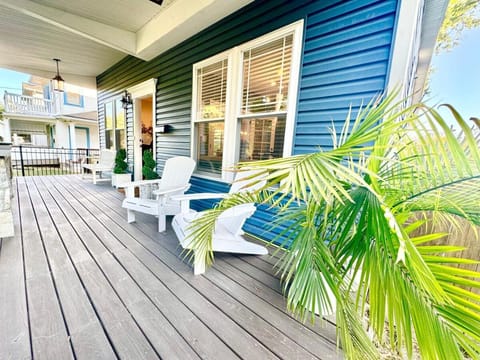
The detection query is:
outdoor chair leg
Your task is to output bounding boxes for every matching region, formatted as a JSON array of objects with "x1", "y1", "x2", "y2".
[
  {"x1": 127, "y1": 209, "x2": 135, "y2": 223},
  {"x1": 158, "y1": 212, "x2": 166, "y2": 232},
  {"x1": 194, "y1": 250, "x2": 206, "y2": 275}
]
